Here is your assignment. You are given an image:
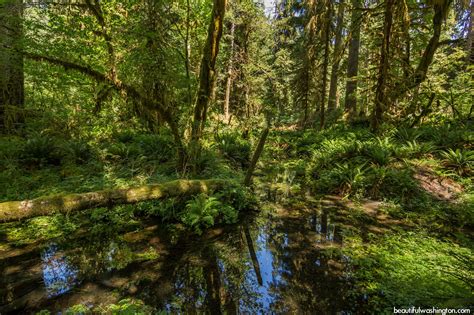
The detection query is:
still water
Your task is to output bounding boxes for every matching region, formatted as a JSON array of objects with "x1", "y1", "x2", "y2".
[{"x1": 1, "y1": 205, "x2": 361, "y2": 313}]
